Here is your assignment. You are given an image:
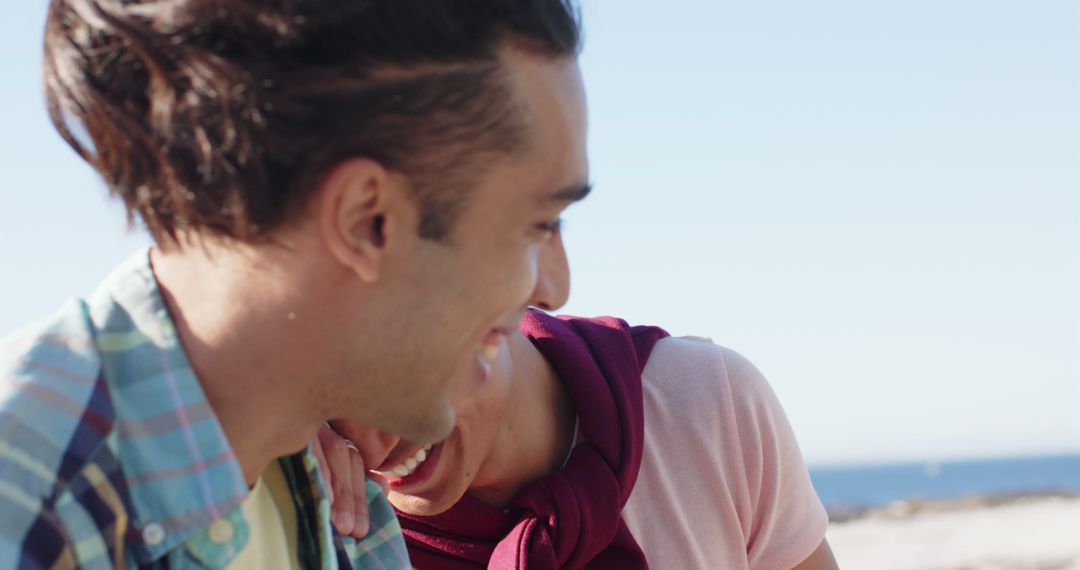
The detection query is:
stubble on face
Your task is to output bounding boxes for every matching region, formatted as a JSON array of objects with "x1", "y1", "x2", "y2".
[{"x1": 323, "y1": 46, "x2": 588, "y2": 448}]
